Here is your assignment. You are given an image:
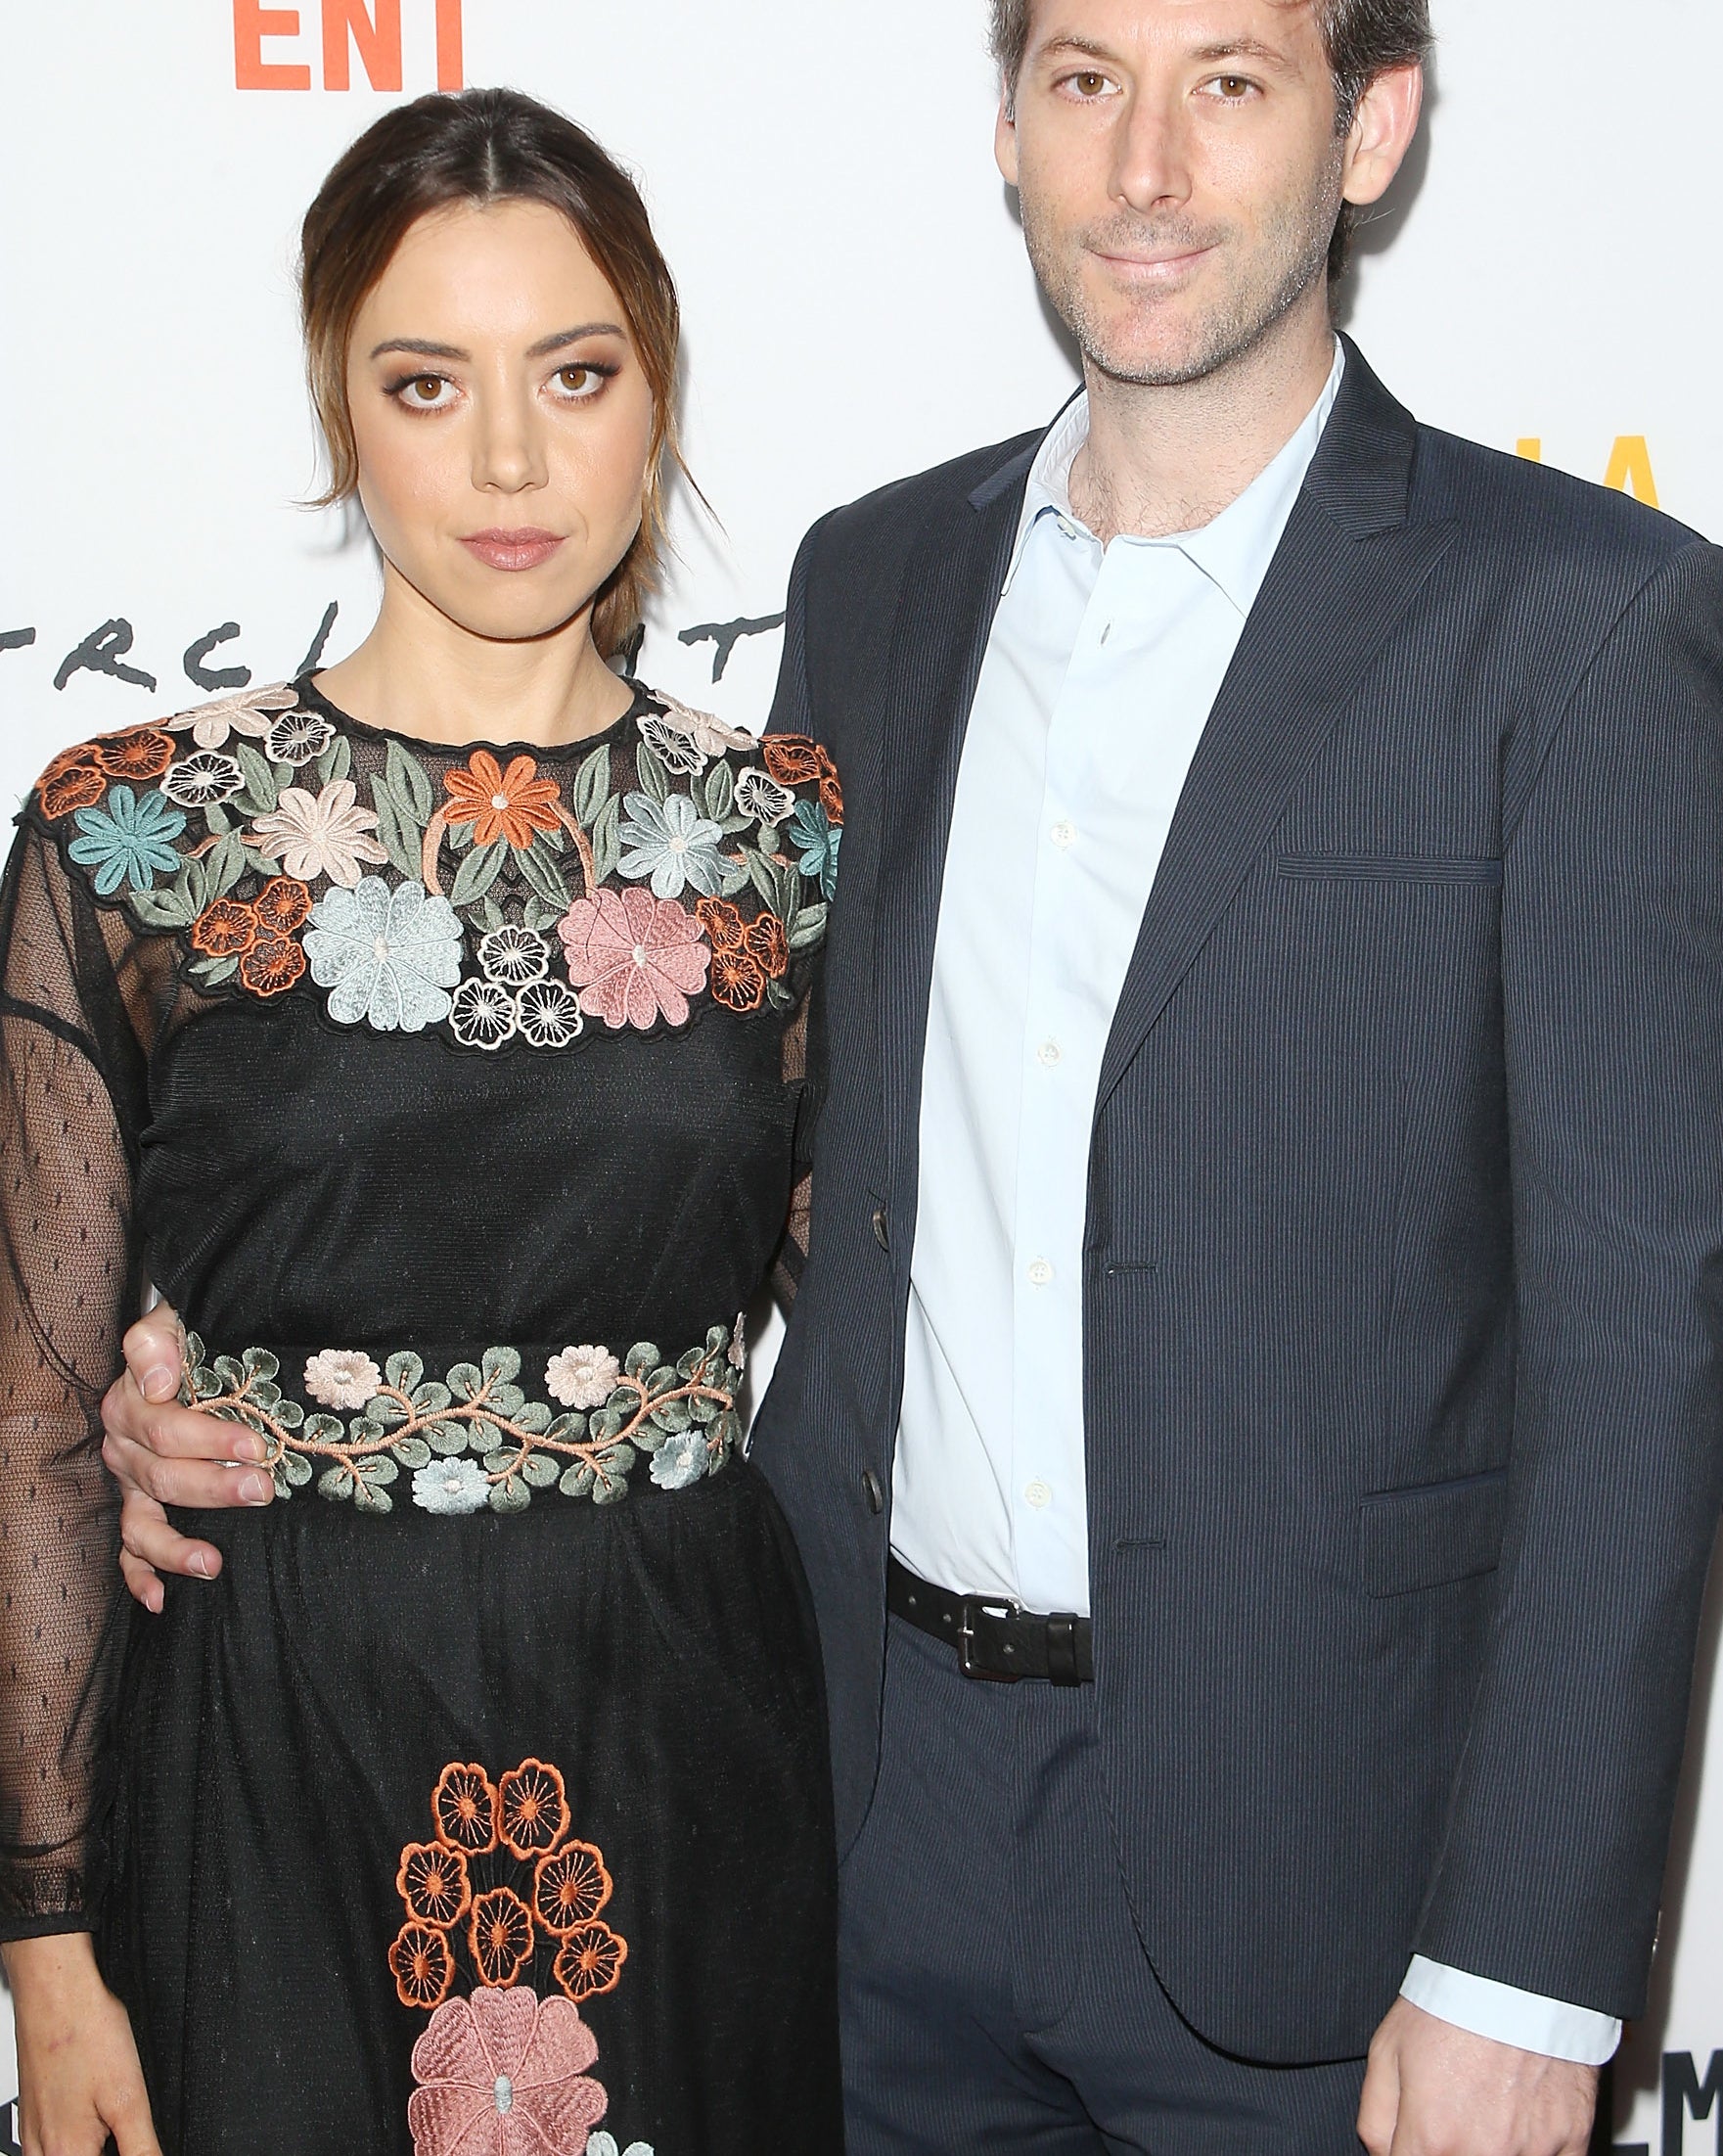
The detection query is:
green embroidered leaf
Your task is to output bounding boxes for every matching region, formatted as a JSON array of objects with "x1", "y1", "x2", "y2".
[
  {"x1": 573, "y1": 742, "x2": 612, "y2": 825},
  {"x1": 213, "y1": 1354, "x2": 246, "y2": 1389},
  {"x1": 516, "y1": 839, "x2": 570, "y2": 912},
  {"x1": 633, "y1": 1423, "x2": 665, "y2": 1452},
  {"x1": 385, "y1": 1351, "x2": 425, "y2": 1392},
  {"x1": 589, "y1": 1406, "x2": 627, "y2": 1443},
  {"x1": 188, "y1": 954, "x2": 240, "y2": 986},
  {"x1": 184, "y1": 1332, "x2": 206, "y2": 1366},
  {"x1": 191, "y1": 1368, "x2": 222, "y2": 1400},
  {"x1": 130, "y1": 886, "x2": 197, "y2": 931},
  {"x1": 385, "y1": 738, "x2": 433, "y2": 824},
  {"x1": 765, "y1": 978, "x2": 797, "y2": 1013},
  {"x1": 744, "y1": 848, "x2": 779, "y2": 909},
  {"x1": 479, "y1": 894, "x2": 507, "y2": 934},
  {"x1": 318, "y1": 1464, "x2": 357, "y2": 1503},
  {"x1": 488, "y1": 1474, "x2": 531, "y2": 1516},
  {"x1": 624, "y1": 1342, "x2": 660, "y2": 1379},
  {"x1": 703, "y1": 760, "x2": 735, "y2": 822},
  {"x1": 592, "y1": 1444, "x2": 637, "y2": 1504},
  {"x1": 521, "y1": 1452, "x2": 560, "y2": 1489},
  {"x1": 515, "y1": 1400, "x2": 553, "y2": 1436},
  {"x1": 690, "y1": 1393, "x2": 723, "y2": 1426},
  {"x1": 411, "y1": 1381, "x2": 452, "y2": 1415},
  {"x1": 315, "y1": 733, "x2": 353, "y2": 789},
  {"x1": 451, "y1": 841, "x2": 506, "y2": 908},
  {"x1": 634, "y1": 741, "x2": 670, "y2": 805},
  {"x1": 446, "y1": 1362, "x2": 483, "y2": 1402},
  {"x1": 717, "y1": 857, "x2": 751, "y2": 898},
  {"x1": 591, "y1": 796, "x2": 621, "y2": 887},
  {"x1": 523, "y1": 897, "x2": 562, "y2": 935},
  {"x1": 247, "y1": 849, "x2": 283, "y2": 879},
  {"x1": 352, "y1": 1480, "x2": 394, "y2": 1516},
  {"x1": 204, "y1": 803, "x2": 233, "y2": 837},
  {"x1": 391, "y1": 1437, "x2": 432, "y2": 1470},
  {"x1": 276, "y1": 1399, "x2": 305, "y2": 1430},
  {"x1": 646, "y1": 1366, "x2": 678, "y2": 1400},
  {"x1": 448, "y1": 818, "x2": 475, "y2": 852},
  {"x1": 712, "y1": 1409, "x2": 744, "y2": 1455},
  {"x1": 248, "y1": 1382, "x2": 283, "y2": 1414},
  {"x1": 364, "y1": 1455, "x2": 399, "y2": 1486},
  {"x1": 720, "y1": 813, "x2": 754, "y2": 837},
  {"x1": 480, "y1": 1345, "x2": 522, "y2": 1386},
  {"x1": 650, "y1": 1398, "x2": 693, "y2": 1435},
  {"x1": 241, "y1": 1345, "x2": 279, "y2": 1383},
  {"x1": 788, "y1": 903, "x2": 828, "y2": 952},
  {"x1": 182, "y1": 857, "x2": 210, "y2": 915},
  {"x1": 303, "y1": 1414, "x2": 345, "y2": 1445},
  {"x1": 281, "y1": 1450, "x2": 314, "y2": 1488},
  {"x1": 371, "y1": 785, "x2": 420, "y2": 883},
  {"x1": 489, "y1": 1384, "x2": 526, "y2": 1421},
  {"x1": 235, "y1": 743, "x2": 278, "y2": 813},
  {"x1": 545, "y1": 1415, "x2": 583, "y2": 1444},
  {"x1": 368, "y1": 1394, "x2": 409, "y2": 1429},
  {"x1": 560, "y1": 1462, "x2": 597, "y2": 1499},
  {"x1": 677, "y1": 1345, "x2": 708, "y2": 1381},
  {"x1": 205, "y1": 833, "x2": 249, "y2": 900},
  {"x1": 428, "y1": 1422, "x2": 470, "y2": 1456}
]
